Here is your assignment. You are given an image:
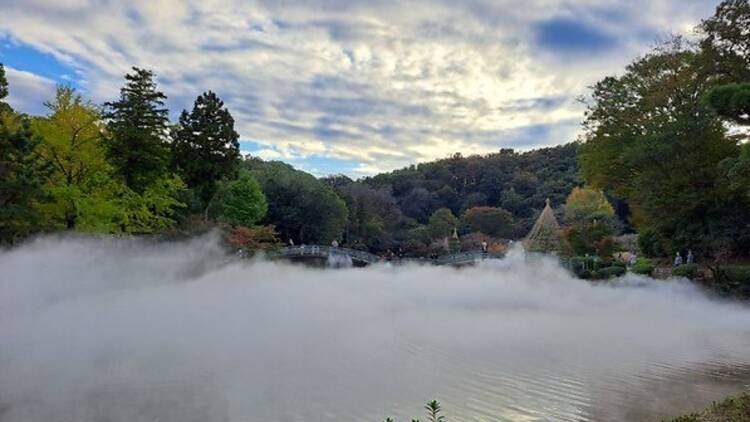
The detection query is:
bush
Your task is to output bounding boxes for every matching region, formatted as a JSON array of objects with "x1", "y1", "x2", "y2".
[
  {"x1": 631, "y1": 257, "x2": 654, "y2": 275},
  {"x1": 567, "y1": 255, "x2": 601, "y2": 278},
  {"x1": 638, "y1": 229, "x2": 666, "y2": 257},
  {"x1": 673, "y1": 263, "x2": 698, "y2": 279},
  {"x1": 714, "y1": 266, "x2": 750, "y2": 299},
  {"x1": 595, "y1": 266, "x2": 626, "y2": 279},
  {"x1": 225, "y1": 224, "x2": 281, "y2": 254}
]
